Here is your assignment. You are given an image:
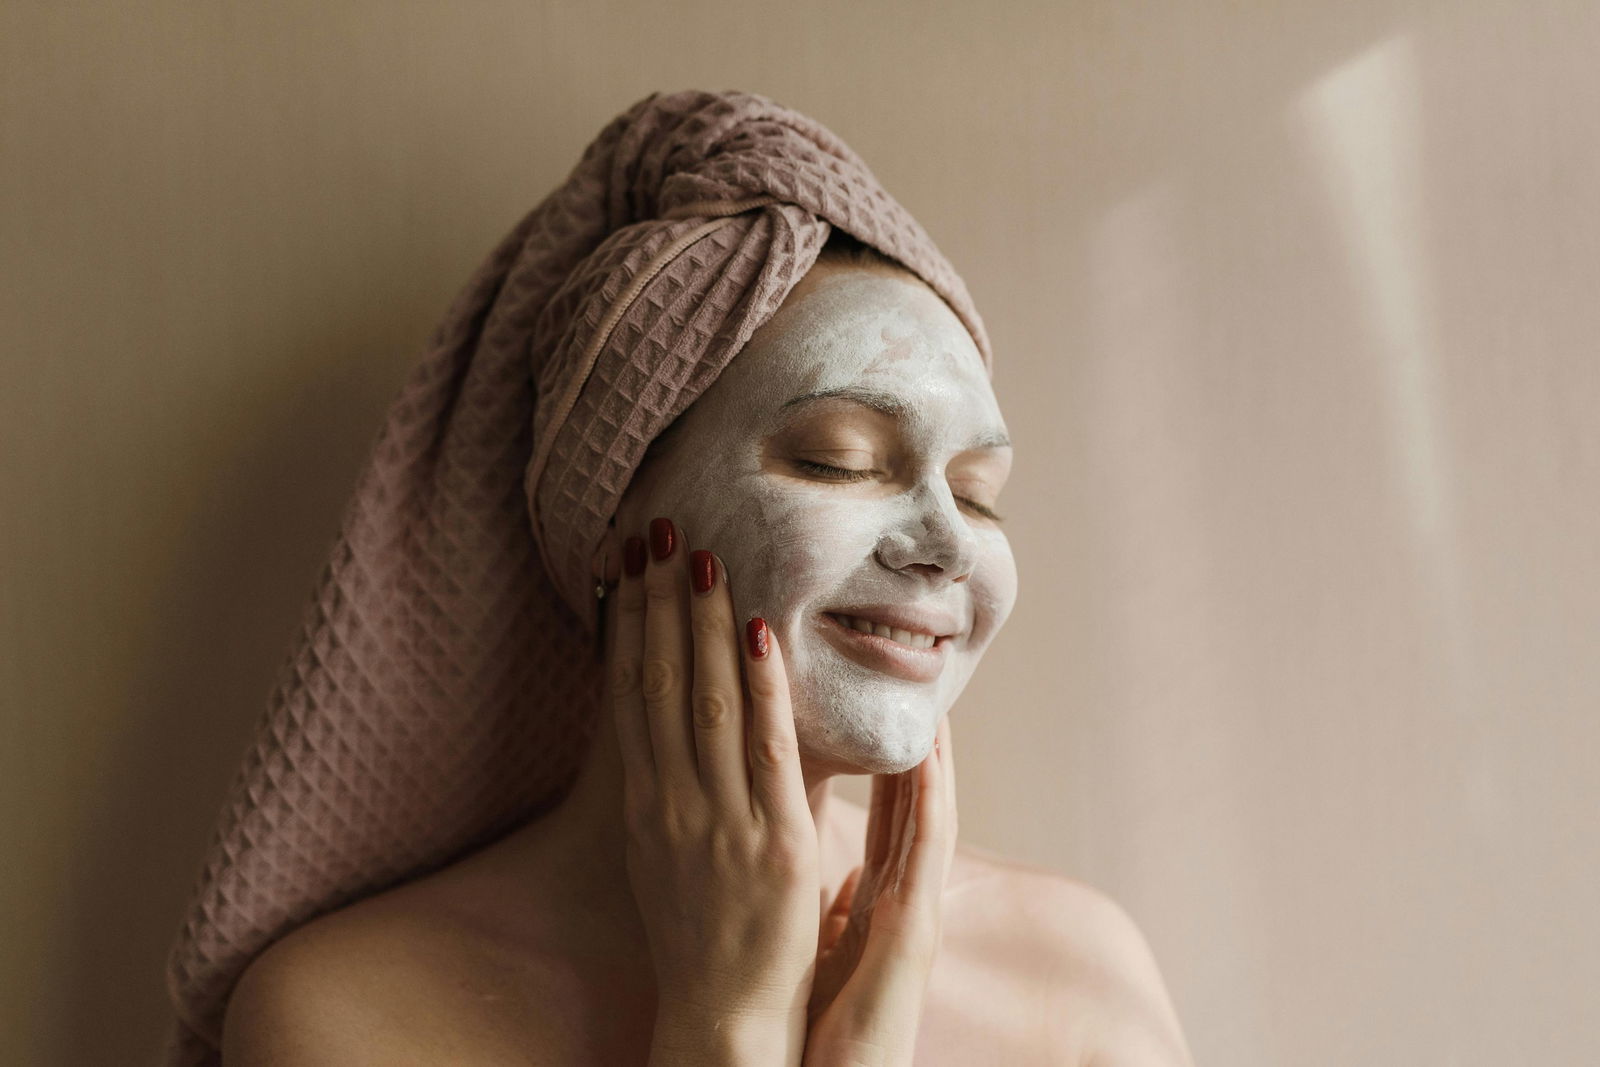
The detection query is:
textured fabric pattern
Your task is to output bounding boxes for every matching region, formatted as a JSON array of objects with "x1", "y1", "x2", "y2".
[{"x1": 162, "y1": 87, "x2": 993, "y2": 1065}]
